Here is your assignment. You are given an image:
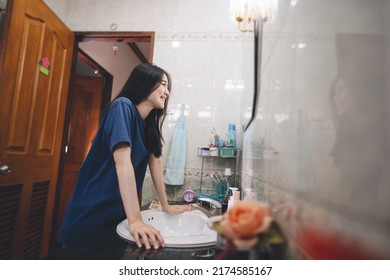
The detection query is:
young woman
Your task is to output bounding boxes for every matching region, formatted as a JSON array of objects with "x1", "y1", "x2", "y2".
[{"x1": 58, "y1": 63, "x2": 189, "y2": 250}]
